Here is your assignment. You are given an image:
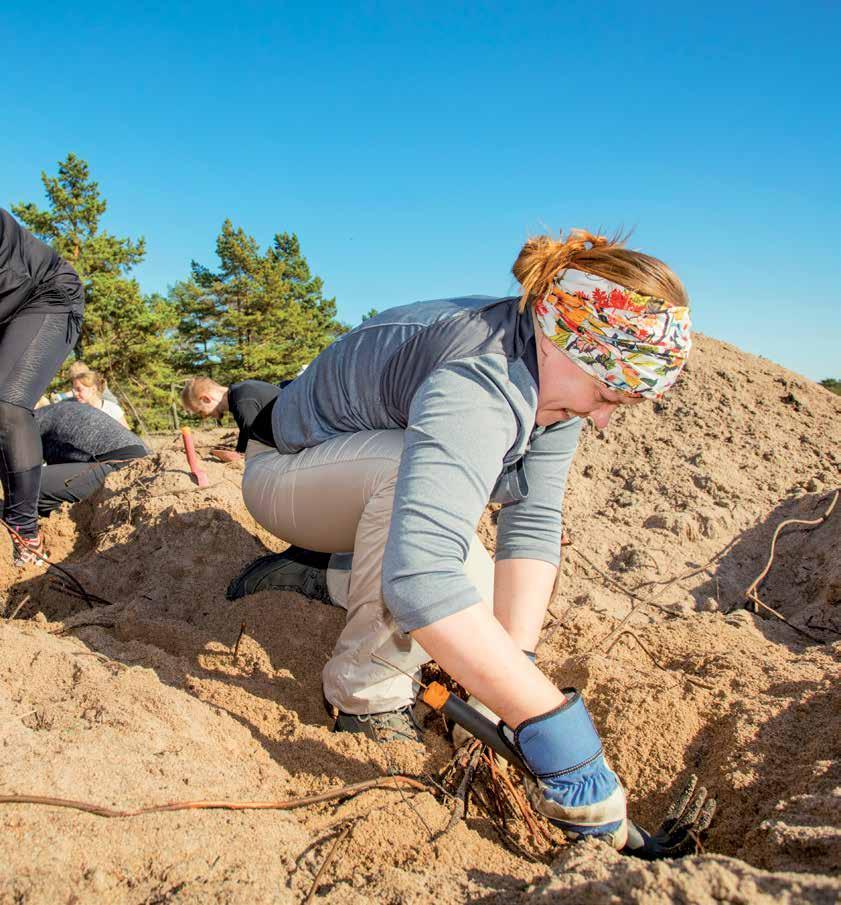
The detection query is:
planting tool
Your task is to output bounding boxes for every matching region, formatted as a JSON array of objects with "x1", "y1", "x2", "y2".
[
  {"x1": 369, "y1": 653, "x2": 529, "y2": 773},
  {"x1": 370, "y1": 653, "x2": 715, "y2": 859},
  {"x1": 420, "y1": 681, "x2": 530, "y2": 774}
]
